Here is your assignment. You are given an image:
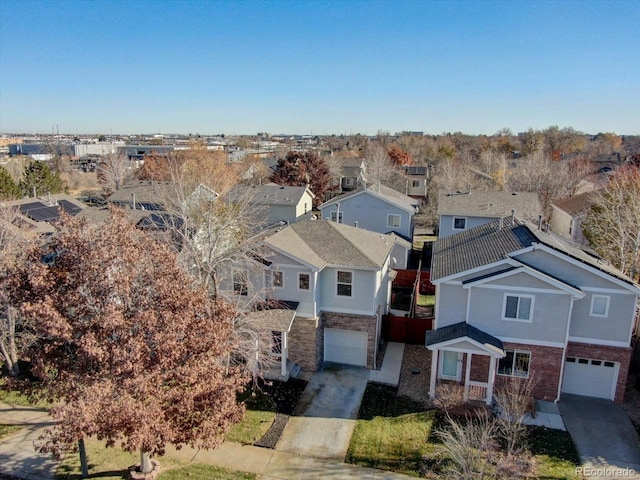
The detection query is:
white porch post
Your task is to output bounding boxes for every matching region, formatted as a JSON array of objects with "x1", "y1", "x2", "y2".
[
  {"x1": 429, "y1": 348, "x2": 438, "y2": 399},
  {"x1": 463, "y1": 353, "x2": 472, "y2": 402},
  {"x1": 281, "y1": 332, "x2": 288, "y2": 377},
  {"x1": 486, "y1": 356, "x2": 498, "y2": 406}
]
